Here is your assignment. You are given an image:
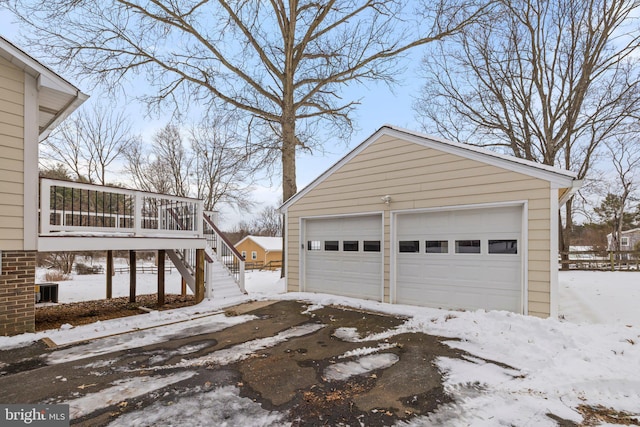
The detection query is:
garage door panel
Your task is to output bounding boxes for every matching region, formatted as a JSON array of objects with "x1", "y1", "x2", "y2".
[
  {"x1": 396, "y1": 206, "x2": 523, "y2": 313},
  {"x1": 305, "y1": 215, "x2": 382, "y2": 301}
]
